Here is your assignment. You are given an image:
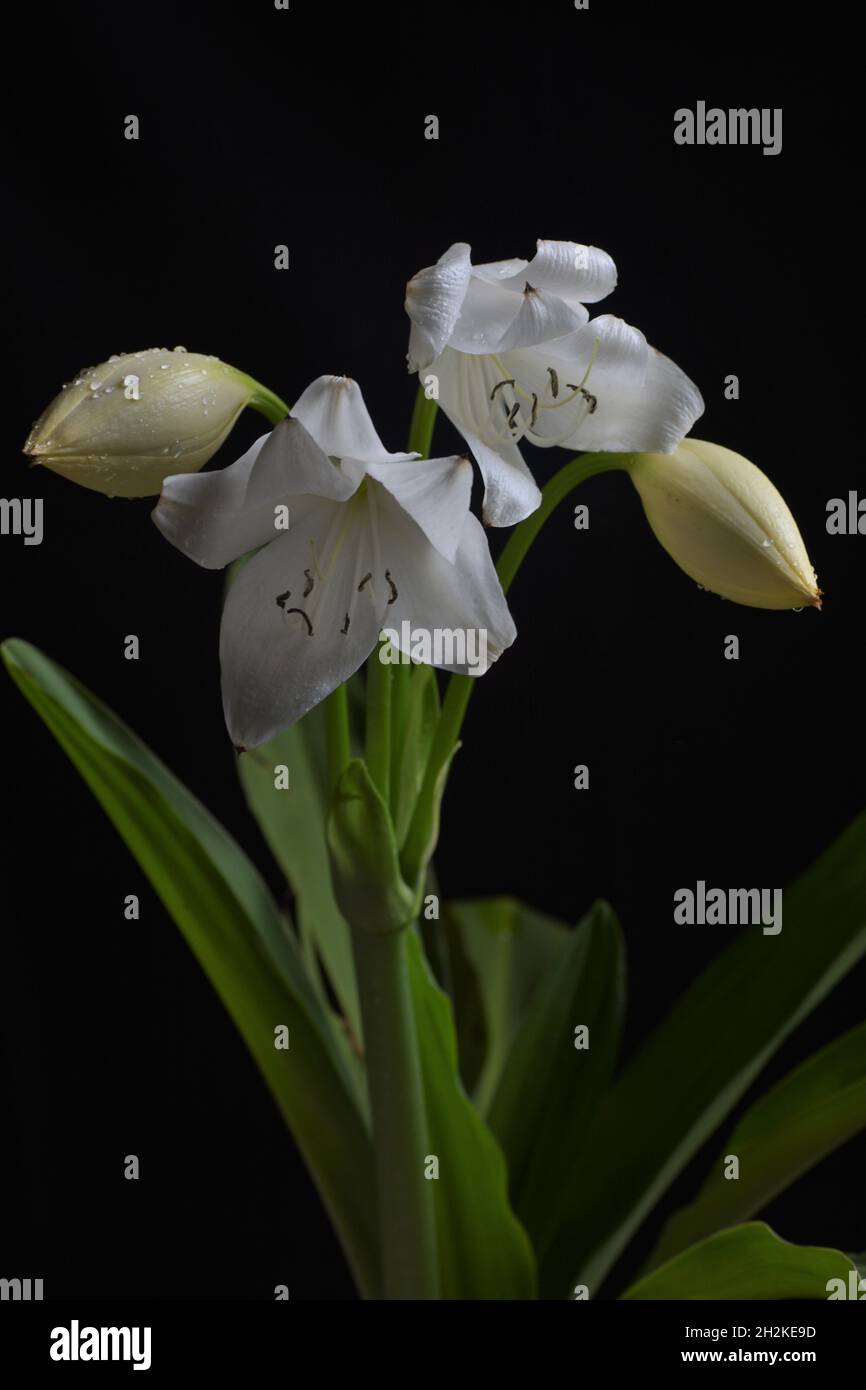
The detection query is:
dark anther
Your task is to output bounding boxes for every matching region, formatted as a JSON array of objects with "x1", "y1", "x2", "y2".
[
  {"x1": 489, "y1": 378, "x2": 516, "y2": 401},
  {"x1": 580, "y1": 388, "x2": 598, "y2": 414},
  {"x1": 547, "y1": 367, "x2": 559, "y2": 399},
  {"x1": 530, "y1": 392, "x2": 539, "y2": 428},
  {"x1": 283, "y1": 607, "x2": 314, "y2": 636},
  {"x1": 385, "y1": 570, "x2": 398, "y2": 604},
  {"x1": 303, "y1": 568, "x2": 315, "y2": 597},
  {"x1": 357, "y1": 572, "x2": 373, "y2": 591},
  {"x1": 506, "y1": 401, "x2": 520, "y2": 429},
  {"x1": 275, "y1": 590, "x2": 291, "y2": 609},
  {"x1": 340, "y1": 612, "x2": 350, "y2": 635}
]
